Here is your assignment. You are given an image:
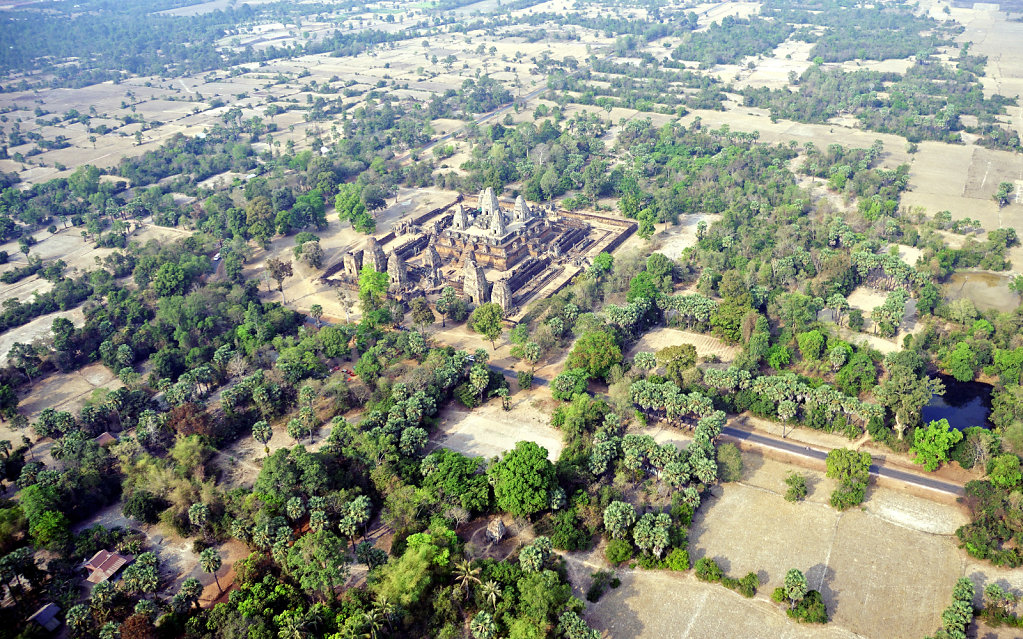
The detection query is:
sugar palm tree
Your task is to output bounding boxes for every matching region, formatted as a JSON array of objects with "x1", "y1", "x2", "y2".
[
  {"x1": 453, "y1": 559, "x2": 481, "y2": 598},
  {"x1": 200, "y1": 547, "x2": 223, "y2": 595},
  {"x1": 252, "y1": 420, "x2": 272, "y2": 456},
  {"x1": 480, "y1": 580, "x2": 502, "y2": 610}
]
